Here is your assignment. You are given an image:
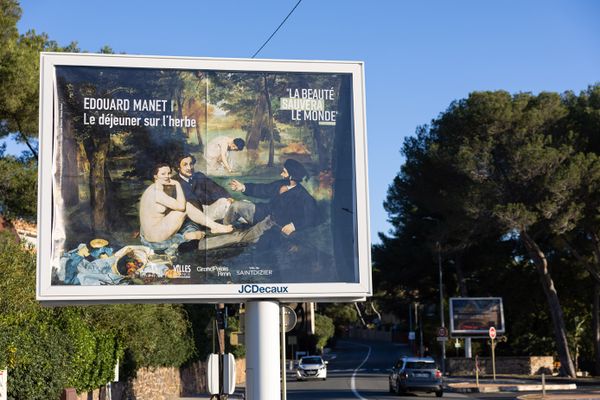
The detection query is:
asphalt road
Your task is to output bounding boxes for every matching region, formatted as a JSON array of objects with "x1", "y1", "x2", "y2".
[
  {"x1": 286, "y1": 339, "x2": 469, "y2": 400},
  {"x1": 181, "y1": 338, "x2": 600, "y2": 399},
  {"x1": 284, "y1": 339, "x2": 600, "y2": 400}
]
